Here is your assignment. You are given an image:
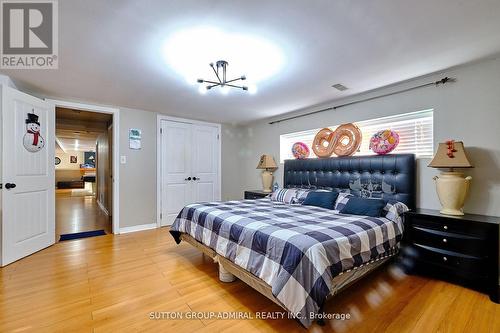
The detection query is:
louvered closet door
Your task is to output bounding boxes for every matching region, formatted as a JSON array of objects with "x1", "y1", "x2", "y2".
[{"x1": 160, "y1": 120, "x2": 192, "y2": 226}]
